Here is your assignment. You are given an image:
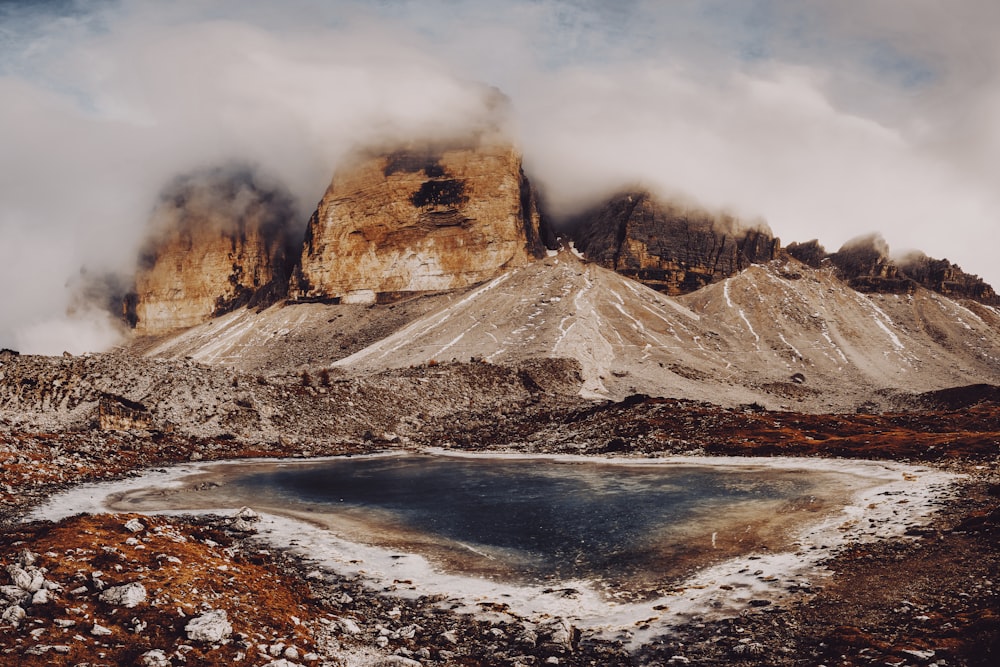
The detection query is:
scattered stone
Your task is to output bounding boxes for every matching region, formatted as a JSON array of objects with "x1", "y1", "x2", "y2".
[
  {"x1": 0, "y1": 585, "x2": 30, "y2": 605},
  {"x1": 902, "y1": 648, "x2": 936, "y2": 662},
  {"x1": 538, "y1": 618, "x2": 574, "y2": 652},
  {"x1": 91, "y1": 623, "x2": 113, "y2": 636},
  {"x1": 31, "y1": 588, "x2": 49, "y2": 605},
  {"x1": 1, "y1": 604, "x2": 26, "y2": 627},
  {"x1": 235, "y1": 506, "x2": 261, "y2": 522},
  {"x1": 99, "y1": 582, "x2": 147, "y2": 608},
  {"x1": 377, "y1": 657, "x2": 422, "y2": 667},
  {"x1": 7, "y1": 564, "x2": 43, "y2": 592},
  {"x1": 440, "y1": 629, "x2": 459, "y2": 644},
  {"x1": 185, "y1": 609, "x2": 232, "y2": 643},
  {"x1": 141, "y1": 649, "x2": 172, "y2": 667},
  {"x1": 125, "y1": 518, "x2": 146, "y2": 533},
  {"x1": 337, "y1": 616, "x2": 362, "y2": 635}
]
